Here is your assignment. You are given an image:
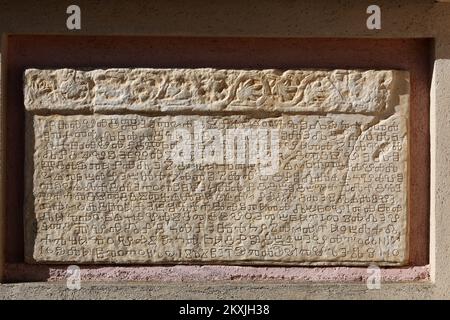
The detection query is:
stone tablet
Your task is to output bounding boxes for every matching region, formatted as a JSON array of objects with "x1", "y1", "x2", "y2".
[{"x1": 24, "y1": 68, "x2": 409, "y2": 265}]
